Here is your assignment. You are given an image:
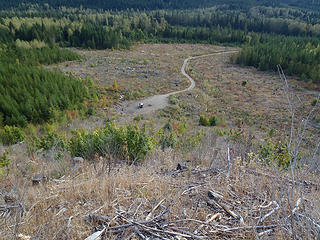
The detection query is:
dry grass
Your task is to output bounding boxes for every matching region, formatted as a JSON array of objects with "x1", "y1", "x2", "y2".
[
  {"x1": 52, "y1": 44, "x2": 232, "y2": 98},
  {"x1": 174, "y1": 51, "x2": 320, "y2": 142},
  {"x1": 0, "y1": 143, "x2": 319, "y2": 239}
]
